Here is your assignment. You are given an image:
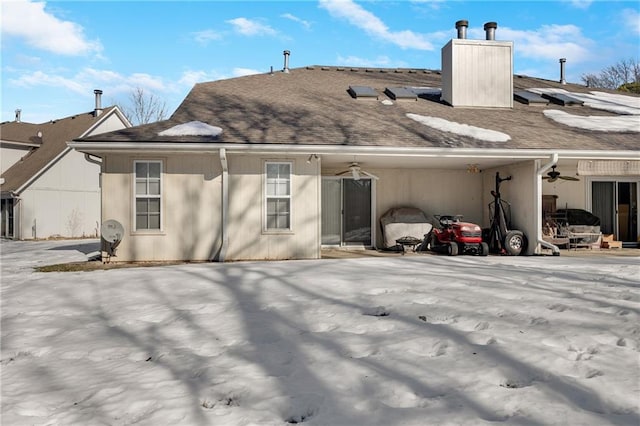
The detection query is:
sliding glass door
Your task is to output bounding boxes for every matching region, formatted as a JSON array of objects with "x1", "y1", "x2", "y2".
[
  {"x1": 321, "y1": 177, "x2": 372, "y2": 246},
  {"x1": 591, "y1": 180, "x2": 638, "y2": 242}
]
